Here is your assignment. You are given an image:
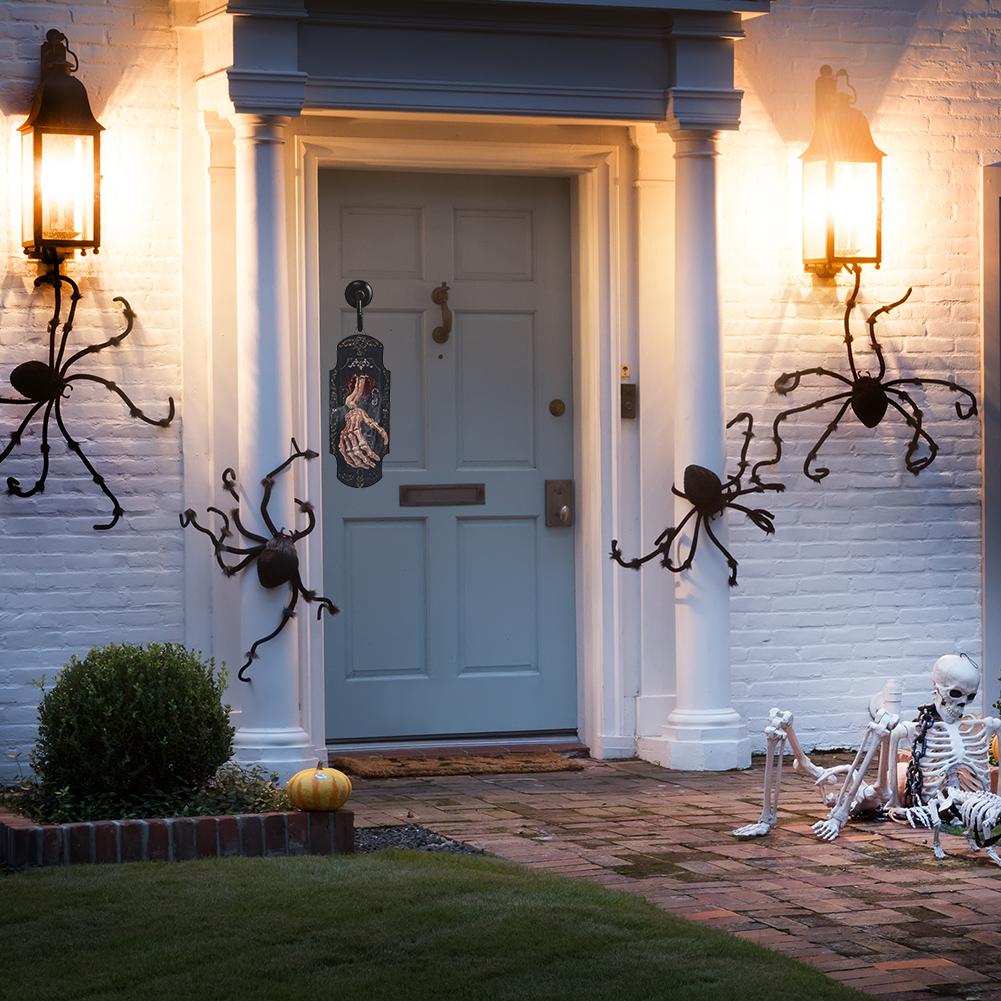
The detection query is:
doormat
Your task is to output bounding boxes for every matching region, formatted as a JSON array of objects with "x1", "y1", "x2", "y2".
[{"x1": 331, "y1": 751, "x2": 586, "y2": 779}]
